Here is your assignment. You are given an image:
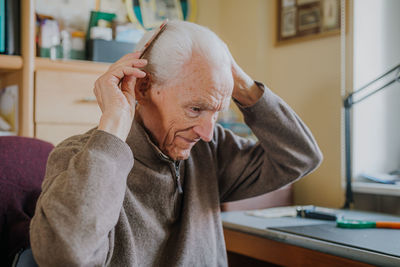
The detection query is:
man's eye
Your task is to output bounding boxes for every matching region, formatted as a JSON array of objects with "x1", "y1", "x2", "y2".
[
  {"x1": 191, "y1": 107, "x2": 201, "y2": 113},
  {"x1": 186, "y1": 107, "x2": 202, "y2": 118}
]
